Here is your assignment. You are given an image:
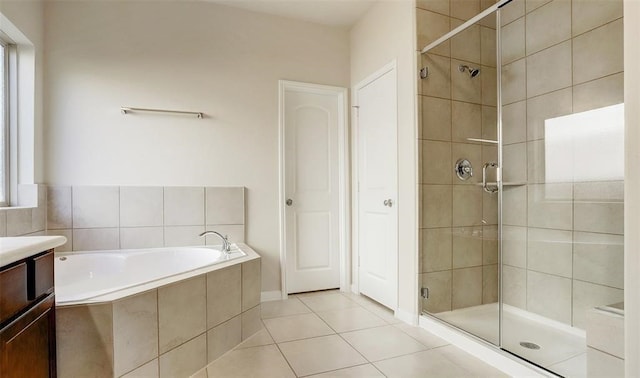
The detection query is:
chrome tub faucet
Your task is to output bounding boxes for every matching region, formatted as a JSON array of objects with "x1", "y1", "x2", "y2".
[{"x1": 199, "y1": 230, "x2": 231, "y2": 254}]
